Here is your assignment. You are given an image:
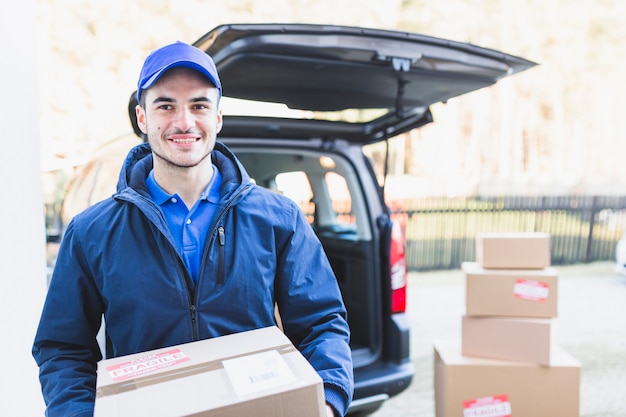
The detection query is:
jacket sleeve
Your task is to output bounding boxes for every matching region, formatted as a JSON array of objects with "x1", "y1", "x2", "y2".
[
  {"x1": 273, "y1": 204, "x2": 354, "y2": 417},
  {"x1": 32, "y1": 220, "x2": 105, "y2": 417}
]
